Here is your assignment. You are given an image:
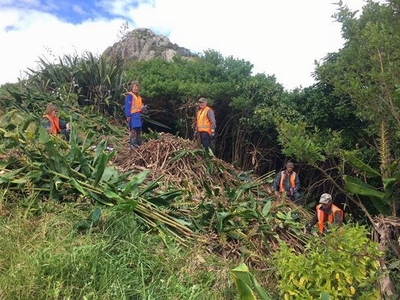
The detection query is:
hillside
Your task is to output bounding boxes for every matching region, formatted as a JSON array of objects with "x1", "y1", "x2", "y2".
[
  {"x1": 103, "y1": 28, "x2": 194, "y2": 64},
  {"x1": 0, "y1": 24, "x2": 395, "y2": 295}
]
